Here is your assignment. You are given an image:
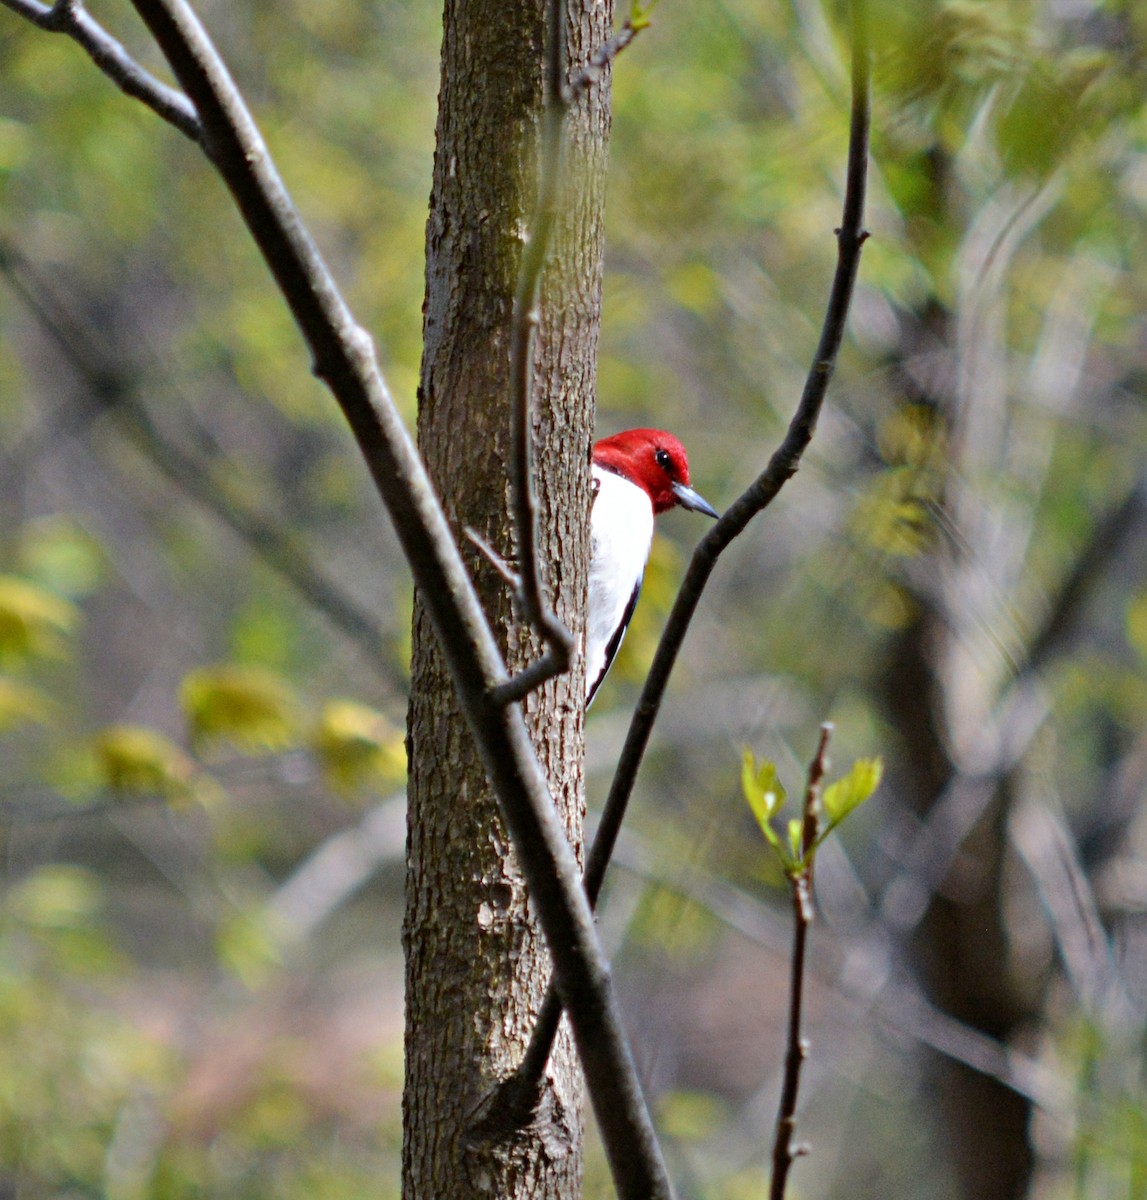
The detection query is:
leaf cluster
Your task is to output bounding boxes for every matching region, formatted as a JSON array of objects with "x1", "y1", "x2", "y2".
[{"x1": 741, "y1": 747, "x2": 882, "y2": 875}]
